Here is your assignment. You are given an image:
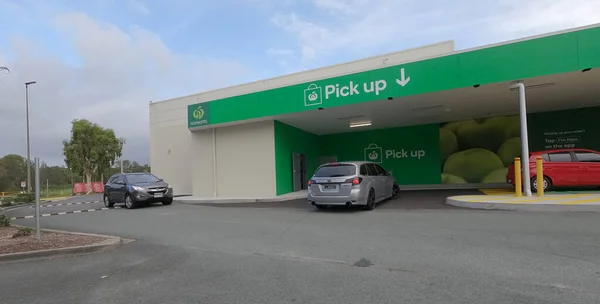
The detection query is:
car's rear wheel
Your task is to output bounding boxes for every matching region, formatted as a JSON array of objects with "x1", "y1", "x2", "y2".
[
  {"x1": 392, "y1": 183, "x2": 400, "y2": 199},
  {"x1": 162, "y1": 198, "x2": 173, "y2": 205},
  {"x1": 103, "y1": 194, "x2": 114, "y2": 208},
  {"x1": 364, "y1": 189, "x2": 375, "y2": 211},
  {"x1": 531, "y1": 176, "x2": 551, "y2": 192},
  {"x1": 124, "y1": 194, "x2": 137, "y2": 209}
]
